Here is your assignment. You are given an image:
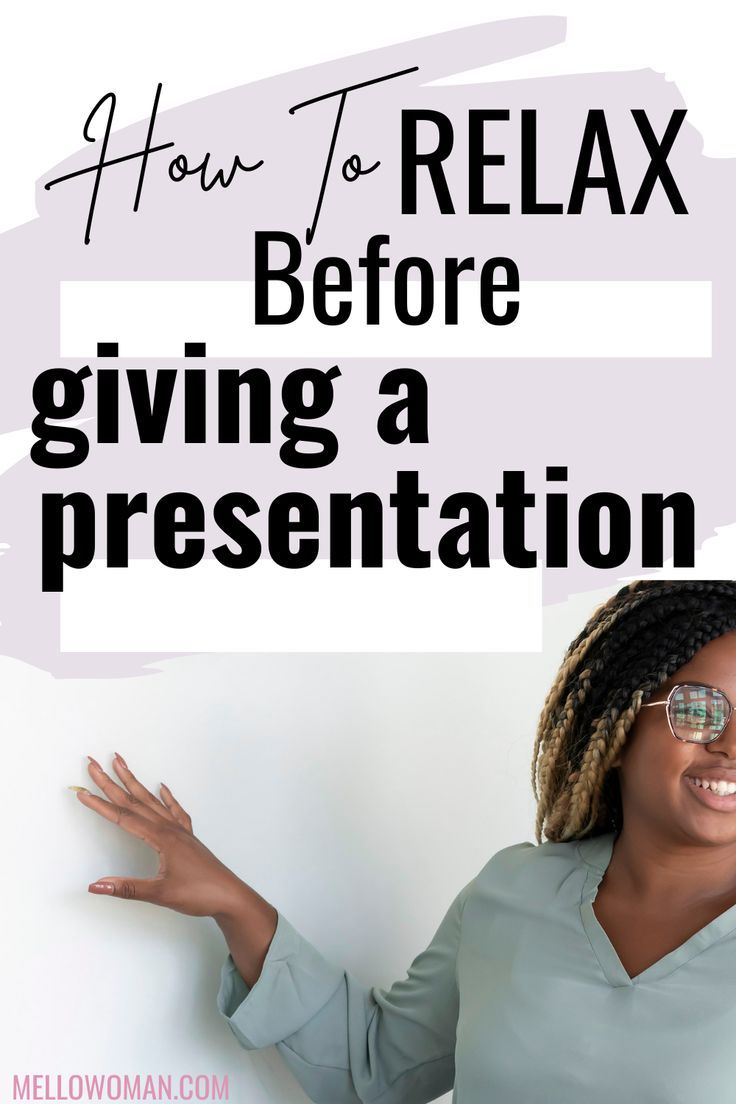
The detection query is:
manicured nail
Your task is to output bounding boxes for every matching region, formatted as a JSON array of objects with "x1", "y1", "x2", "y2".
[
  {"x1": 88, "y1": 882, "x2": 115, "y2": 895},
  {"x1": 114, "y1": 752, "x2": 128, "y2": 768},
  {"x1": 160, "y1": 782, "x2": 169, "y2": 792},
  {"x1": 87, "y1": 756, "x2": 102, "y2": 769},
  {"x1": 68, "y1": 785, "x2": 89, "y2": 793}
]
